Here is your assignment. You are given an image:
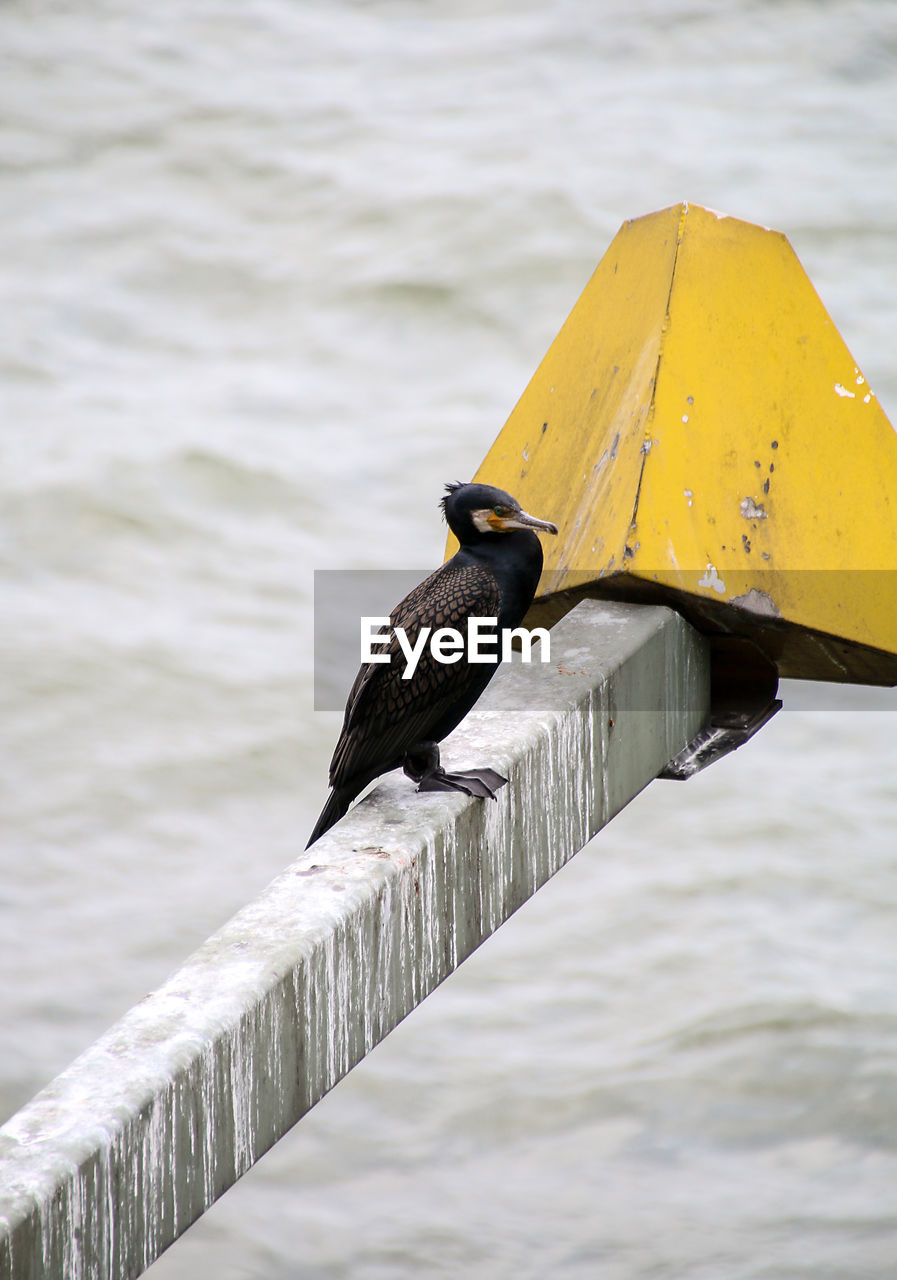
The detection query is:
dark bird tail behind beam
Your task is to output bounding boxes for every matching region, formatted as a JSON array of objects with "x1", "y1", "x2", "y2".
[{"x1": 307, "y1": 481, "x2": 557, "y2": 846}]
